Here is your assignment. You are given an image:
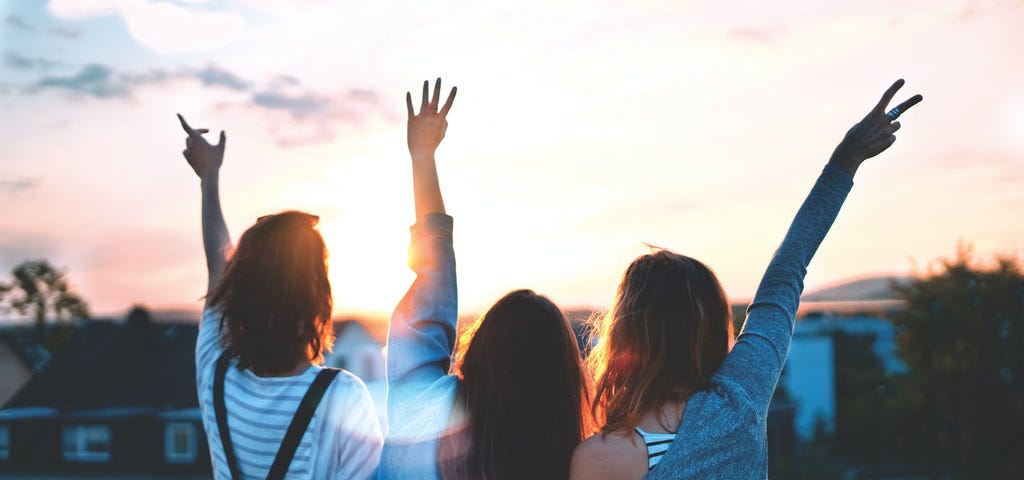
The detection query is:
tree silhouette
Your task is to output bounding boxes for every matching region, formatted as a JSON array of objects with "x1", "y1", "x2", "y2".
[
  {"x1": 891, "y1": 247, "x2": 1024, "y2": 478},
  {"x1": 0, "y1": 260, "x2": 89, "y2": 329}
]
